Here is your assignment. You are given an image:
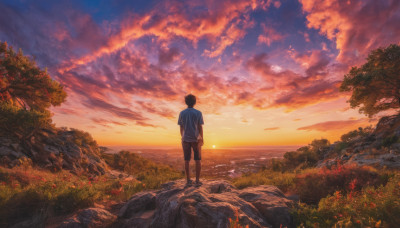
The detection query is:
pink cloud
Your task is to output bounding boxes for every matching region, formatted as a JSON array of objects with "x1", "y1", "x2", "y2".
[
  {"x1": 297, "y1": 118, "x2": 373, "y2": 132},
  {"x1": 299, "y1": 0, "x2": 400, "y2": 65},
  {"x1": 257, "y1": 24, "x2": 285, "y2": 46}
]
